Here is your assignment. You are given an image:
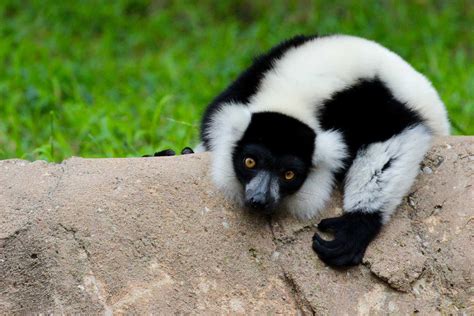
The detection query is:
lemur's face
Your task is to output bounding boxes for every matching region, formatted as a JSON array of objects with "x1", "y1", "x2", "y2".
[
  {"x1": 232, "y1": 143, "x2": 311, "y2": 212},
  {"x1": 232, "y1": 112, "x2": 315, "y2": 214}
]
